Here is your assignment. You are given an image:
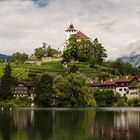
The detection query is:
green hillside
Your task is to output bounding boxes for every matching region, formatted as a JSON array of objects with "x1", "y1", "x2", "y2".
[{"x1": 0, "y1": 61, "x2": 111, "y2": 80}]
